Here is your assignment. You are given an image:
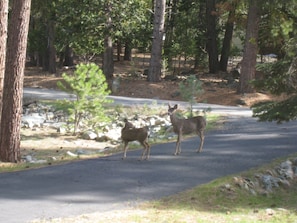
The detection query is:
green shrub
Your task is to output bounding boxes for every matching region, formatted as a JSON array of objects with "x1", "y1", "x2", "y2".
[
  {"x1": 57, "y1": 63, "x2": 112, "y2": 134},
  {"x1": 179, "y1": 75, "x2": 204, "y2": 117}
]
